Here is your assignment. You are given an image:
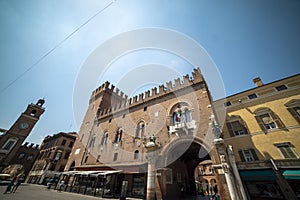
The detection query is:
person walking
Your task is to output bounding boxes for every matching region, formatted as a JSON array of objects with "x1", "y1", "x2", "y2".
[
  {"x1": 11, "y1": 178, "x2": 22, "y2": 193},
  {"x1": 3, "y1": 179, "x2": 14, "y2": 194},
  {"x1": 58, "y1": 180, "x2": 64, "y2": 192}
]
